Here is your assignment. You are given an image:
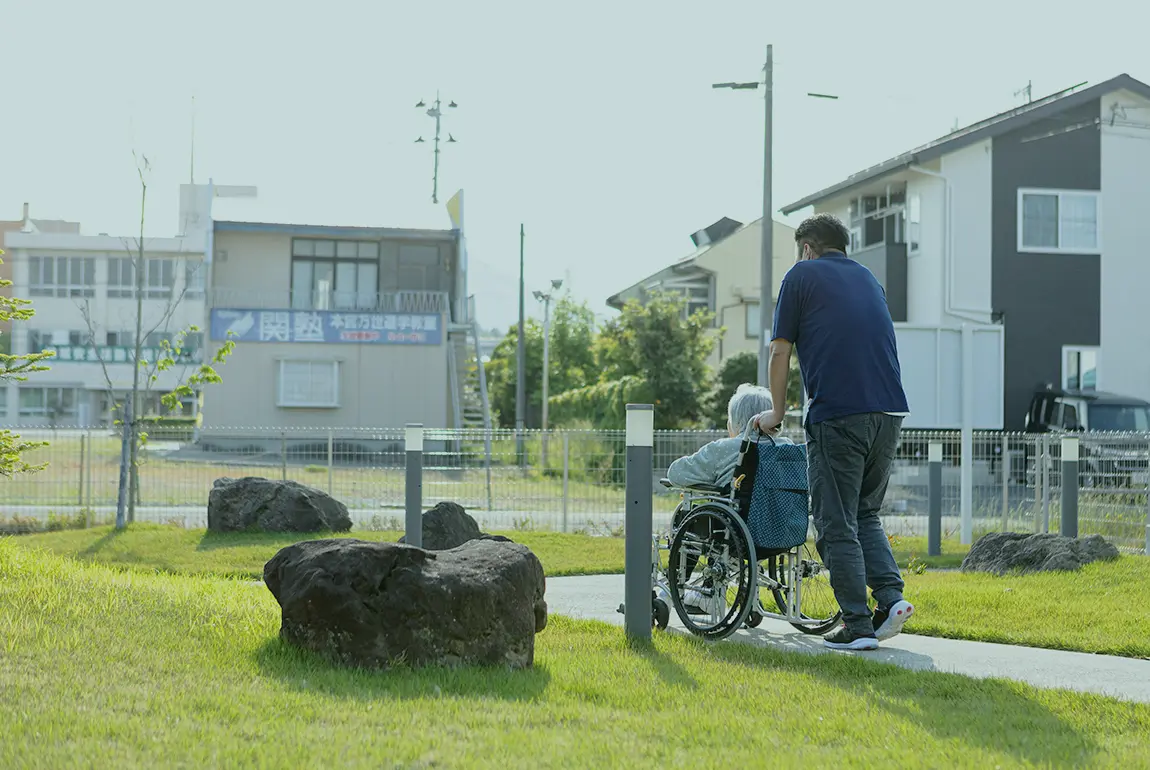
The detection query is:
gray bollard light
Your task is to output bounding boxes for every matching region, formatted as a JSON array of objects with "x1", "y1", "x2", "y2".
[
  {"x1": 405, "y1": 423, "x2": 424, "y2": 548},
  {"x1": 624, "y1": 403, "x2": 654, "y2": 642},
  {"x1": 928, "y1": 441, "x2": 943, "y2": 557},
  {"x1": 1061, "y1": 436, "x2": 1079, "y2": 539}
]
